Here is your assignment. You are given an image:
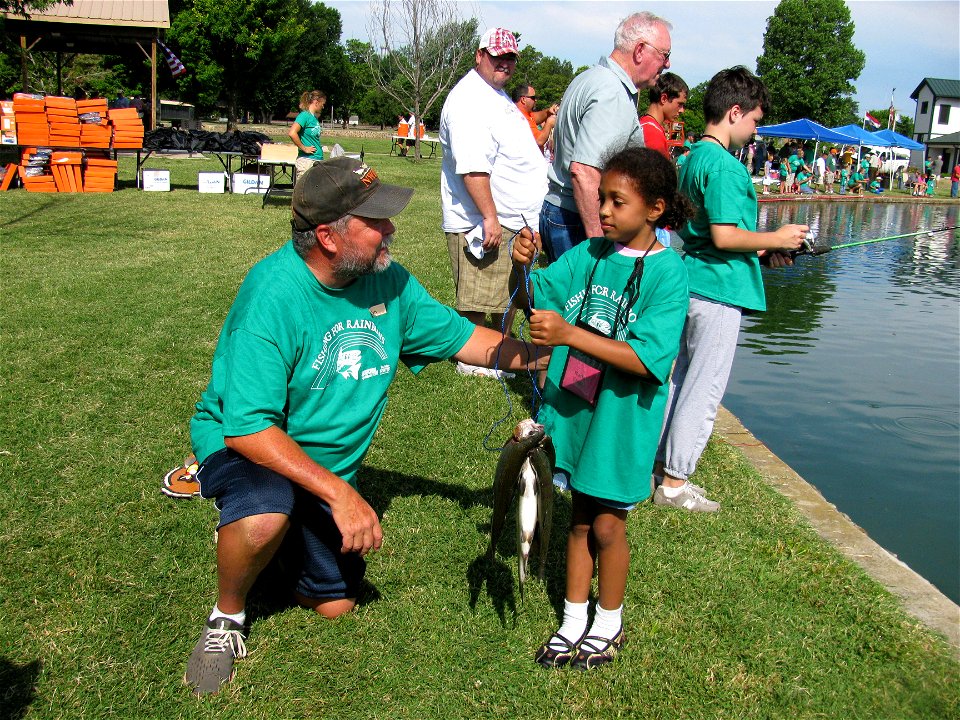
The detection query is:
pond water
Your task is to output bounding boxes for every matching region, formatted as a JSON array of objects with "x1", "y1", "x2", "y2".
[{"x1": 722, "y1": 200, "x2": 959, "y2": 603}]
